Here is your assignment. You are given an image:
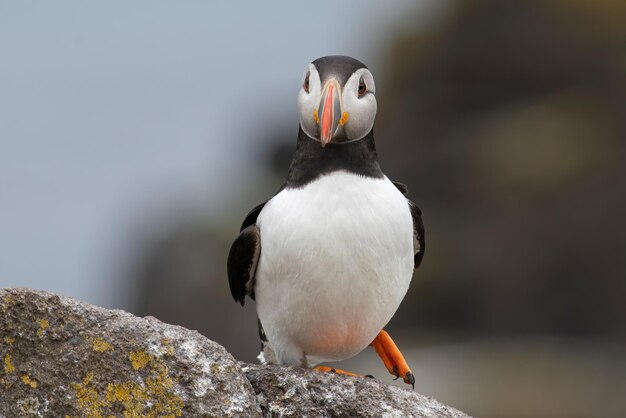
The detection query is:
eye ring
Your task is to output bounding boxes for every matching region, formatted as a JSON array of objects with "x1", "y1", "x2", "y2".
[
  {"x1": 303, "y1": 71, "x2": 310, "y2": 93},
  {"x1": 357, "y1": 77, "x2": 367, "y2": 97}
]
